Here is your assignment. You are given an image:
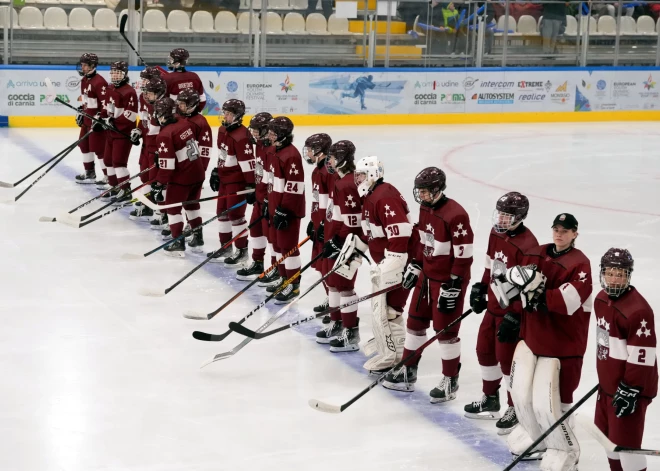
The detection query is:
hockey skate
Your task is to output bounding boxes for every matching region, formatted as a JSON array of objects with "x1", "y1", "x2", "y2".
[
  {"x1": 495, "y1": 406, "x2": 518, "y2": 435},
  {"x1": 382, "y1": 365, "x2": 418, "y2": 392},
  {"x1": 208, "y1": 246, "x2": 232, "y2": 263},
  {"x1": 236, "y1": 260, "x2": 264, "y2": 281},
  {"x1": 224, "y1": 248, "x2": 248, "y2": 268},
  {"x1": 150, "y1": 213, "x2": 168, "y2": 230},
  {"x1": 464, "y1": 393, "x2": 501, "y2": 420},
  {"x1": 429, "y1": 364, "x2": 460, "y2": 403},
  {"x1": 187, "y1": 231, "x2": 204, "y2": 254},
  {"x1": 316, "y1": 319, "x2": 343, "y2": 344},
  {"x1": 258, "y1": 269, "x2": 281, "y2": 288},
  {"x1": 161, "y1": 228, "x2": 172, "y2": 241},
  {"x1": 266, "y1": 276, "x2": 285, "y2": 293},
  {"x1": 274, "y1": 282, "x2": 300, "y2": 304},
  {"x1": 329, "y1": 320, "x2": 360, "y2": 352},
  {"x1": 100, "y1": 189, "x2": 118, "y2": 202},
  {"x1": 183, "y1": 223, "x2": 193, "y2": 242},
  {"x1": 75, "y1": 170, "x2": 96, "y2": 184},
  {"x1": 112, "y1": 186, "x2": 132, "y2": 206},
  {"x1": 95, "y1": 174, "x2": 109, "y2": 190},
  {"x1": 129, "y1": 202, "x2": 154, "y2": 221},
  {"x1": 313, "y1": 297, "x2": 330, "y2": 323},
  {"x1": 163, "y1": 238, "x2": 185, "y2": 258}
]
